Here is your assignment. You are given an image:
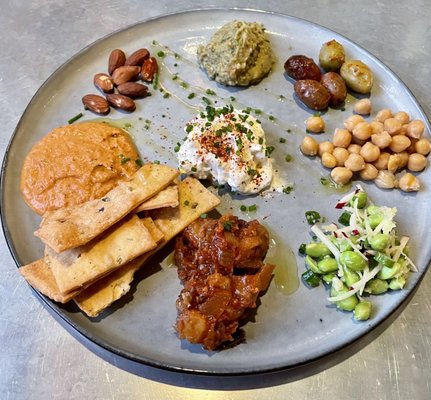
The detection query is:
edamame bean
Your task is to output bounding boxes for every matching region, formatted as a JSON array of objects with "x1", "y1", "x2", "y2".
[
  {"x1": 350, "y1": 191, "x2": 367, "y2": 208},
  {"x1": 338, "y1": 239, "x2": 353, "y2": 252},
  {"x1": 343, "y1": 266, "x2": 360, "y2": 287},
  {"x1": 354, "y1": 301, "x2": 372, "y2": 321},
  {"x1": 365, "y1": 278, "x2": 388, "y2": 294},
  {"x1": 305, "y1": 243, "x2": 332, "y2": 258},
  {"x1": 318, "y1": 257, "x2": 338, "y2": 273},
  {"x1": 330, "y1": 284, "x2": 359, "y2": 311},
  {"x1": 389, "y1": 276, "x2": 406, "y2": 290},
  {"x1": 369, "y1": 233, "x2": 389, "y2": 251},
  {"x1": 339, "y1": 250, "x2": 367, "y2": 271},
  {"x1": 377, "y1": 262, "x2": 402, "y2": 280},
  {"x1": 322, "y1": 272, "x2": 336, "y2": 284},
  {"x1": 367, "y1": 206, "x2": 384, "y2": 228}
]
